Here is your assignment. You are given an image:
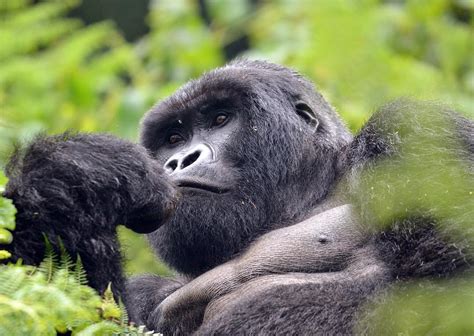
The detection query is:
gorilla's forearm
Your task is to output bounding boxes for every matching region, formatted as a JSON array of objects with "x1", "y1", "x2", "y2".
[
  {"x1": 2, "y1": 133, "x2": 177, "y2": 299},
  {"x1": 196, "y1": 250, "x2": 389, "y2": 336},
  {"x1": 154, "y1": 204, "x2": 367, "y2": 333},
  {"x1": 126, "y1": 274, "x2": 186, "y2": 327}
]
